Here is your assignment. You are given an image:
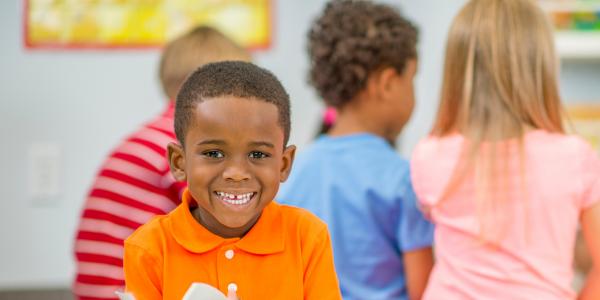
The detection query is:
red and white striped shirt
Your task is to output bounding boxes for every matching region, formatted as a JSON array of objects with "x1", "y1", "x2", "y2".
[{"x1": 73, "y1": 103, "x2": 186, "y2": 300}]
